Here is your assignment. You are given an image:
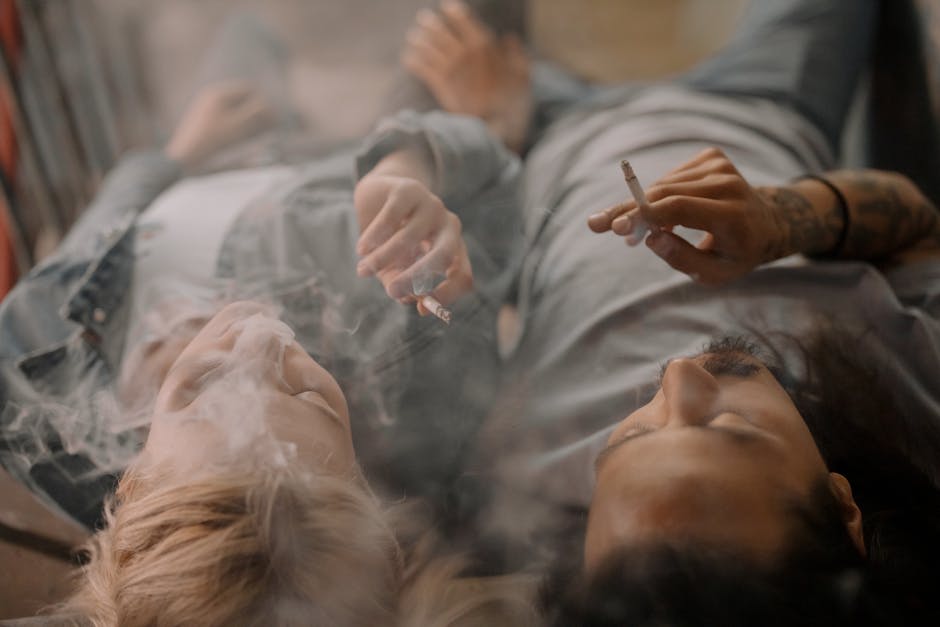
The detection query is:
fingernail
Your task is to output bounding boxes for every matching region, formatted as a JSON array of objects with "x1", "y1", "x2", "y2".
[
  {"x1": 356, "y1": 262, "x2": 371, "y2": 277},
  {"x1": 612, "y1": 215, "x2": 631, "y2": 232},
  {"x1": 588, "y1": 212, "x2": 606, "y2": 222}
]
